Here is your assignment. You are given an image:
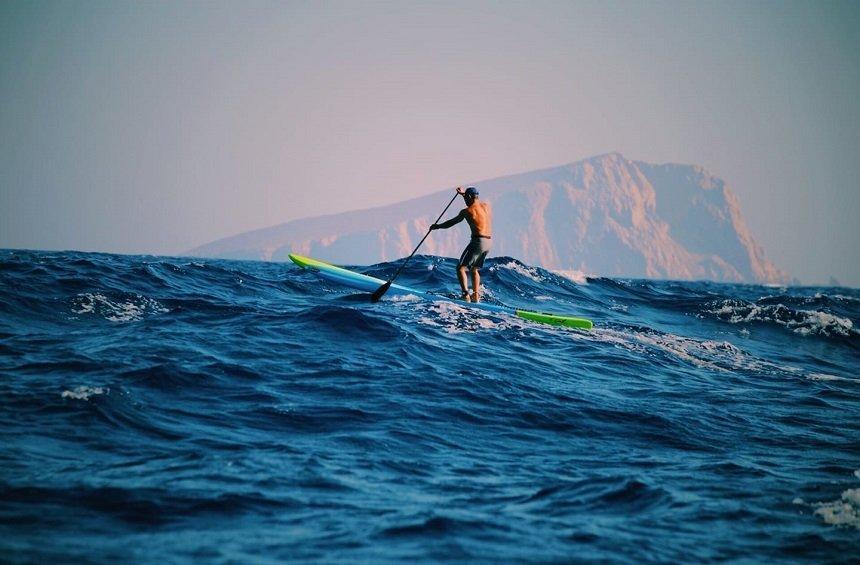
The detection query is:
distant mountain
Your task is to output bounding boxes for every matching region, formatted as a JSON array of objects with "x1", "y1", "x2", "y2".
[{"x1": 187, "y1": 153, "x2": 788, "y2": 283}]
